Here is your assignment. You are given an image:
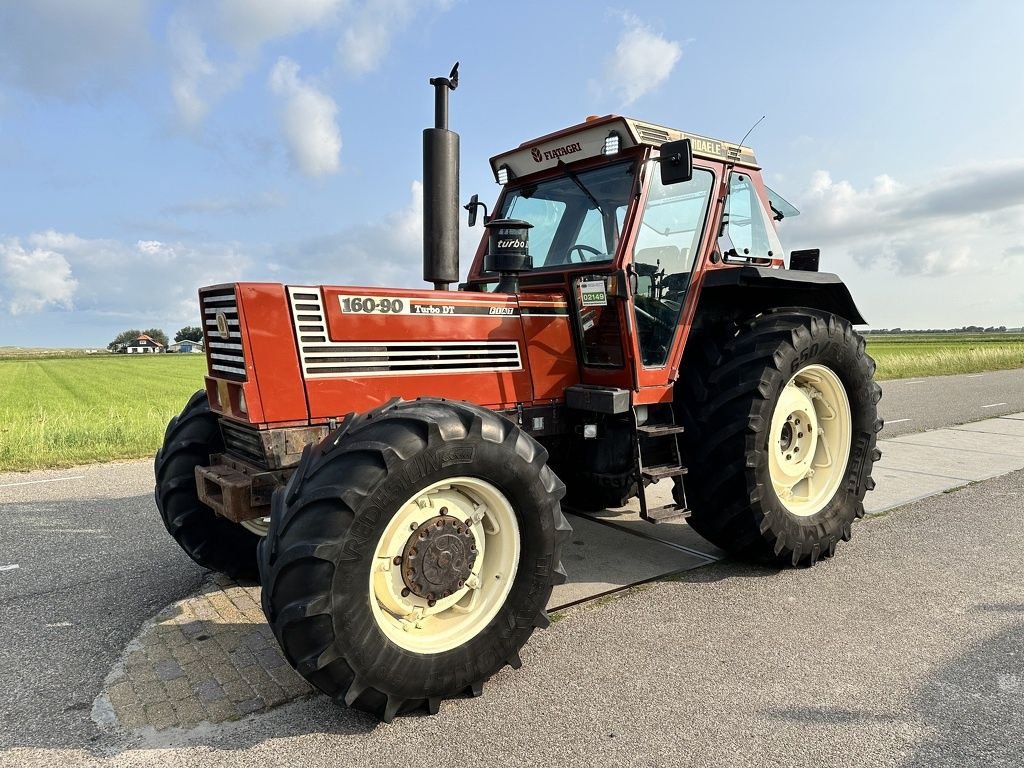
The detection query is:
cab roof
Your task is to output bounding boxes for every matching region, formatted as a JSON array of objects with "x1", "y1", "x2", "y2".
[{"x1": 489, "y1": 114, "x2": 759, "y2": 182}]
